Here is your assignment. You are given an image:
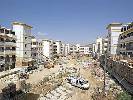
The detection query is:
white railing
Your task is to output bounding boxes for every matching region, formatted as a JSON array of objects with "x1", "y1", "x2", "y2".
[
  {"x1": 0, "y1": 51, "x2": 4, "y2": 55},
  {"x1": 5, "y1": 42, "x2": 16, "y2": 46},
  {"x1": 0, "y1": 42, "x2": 4, "y2": 46},
  {"x1": 5, "y1": 50, "x2": 16, "y2": 55}
]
